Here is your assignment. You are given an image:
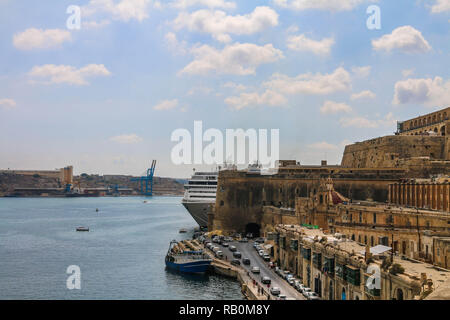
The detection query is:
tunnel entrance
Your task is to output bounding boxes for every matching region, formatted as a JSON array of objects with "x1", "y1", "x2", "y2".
[{"x1": 245, "y1": 223, "x2": 260, "y2": 238}]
